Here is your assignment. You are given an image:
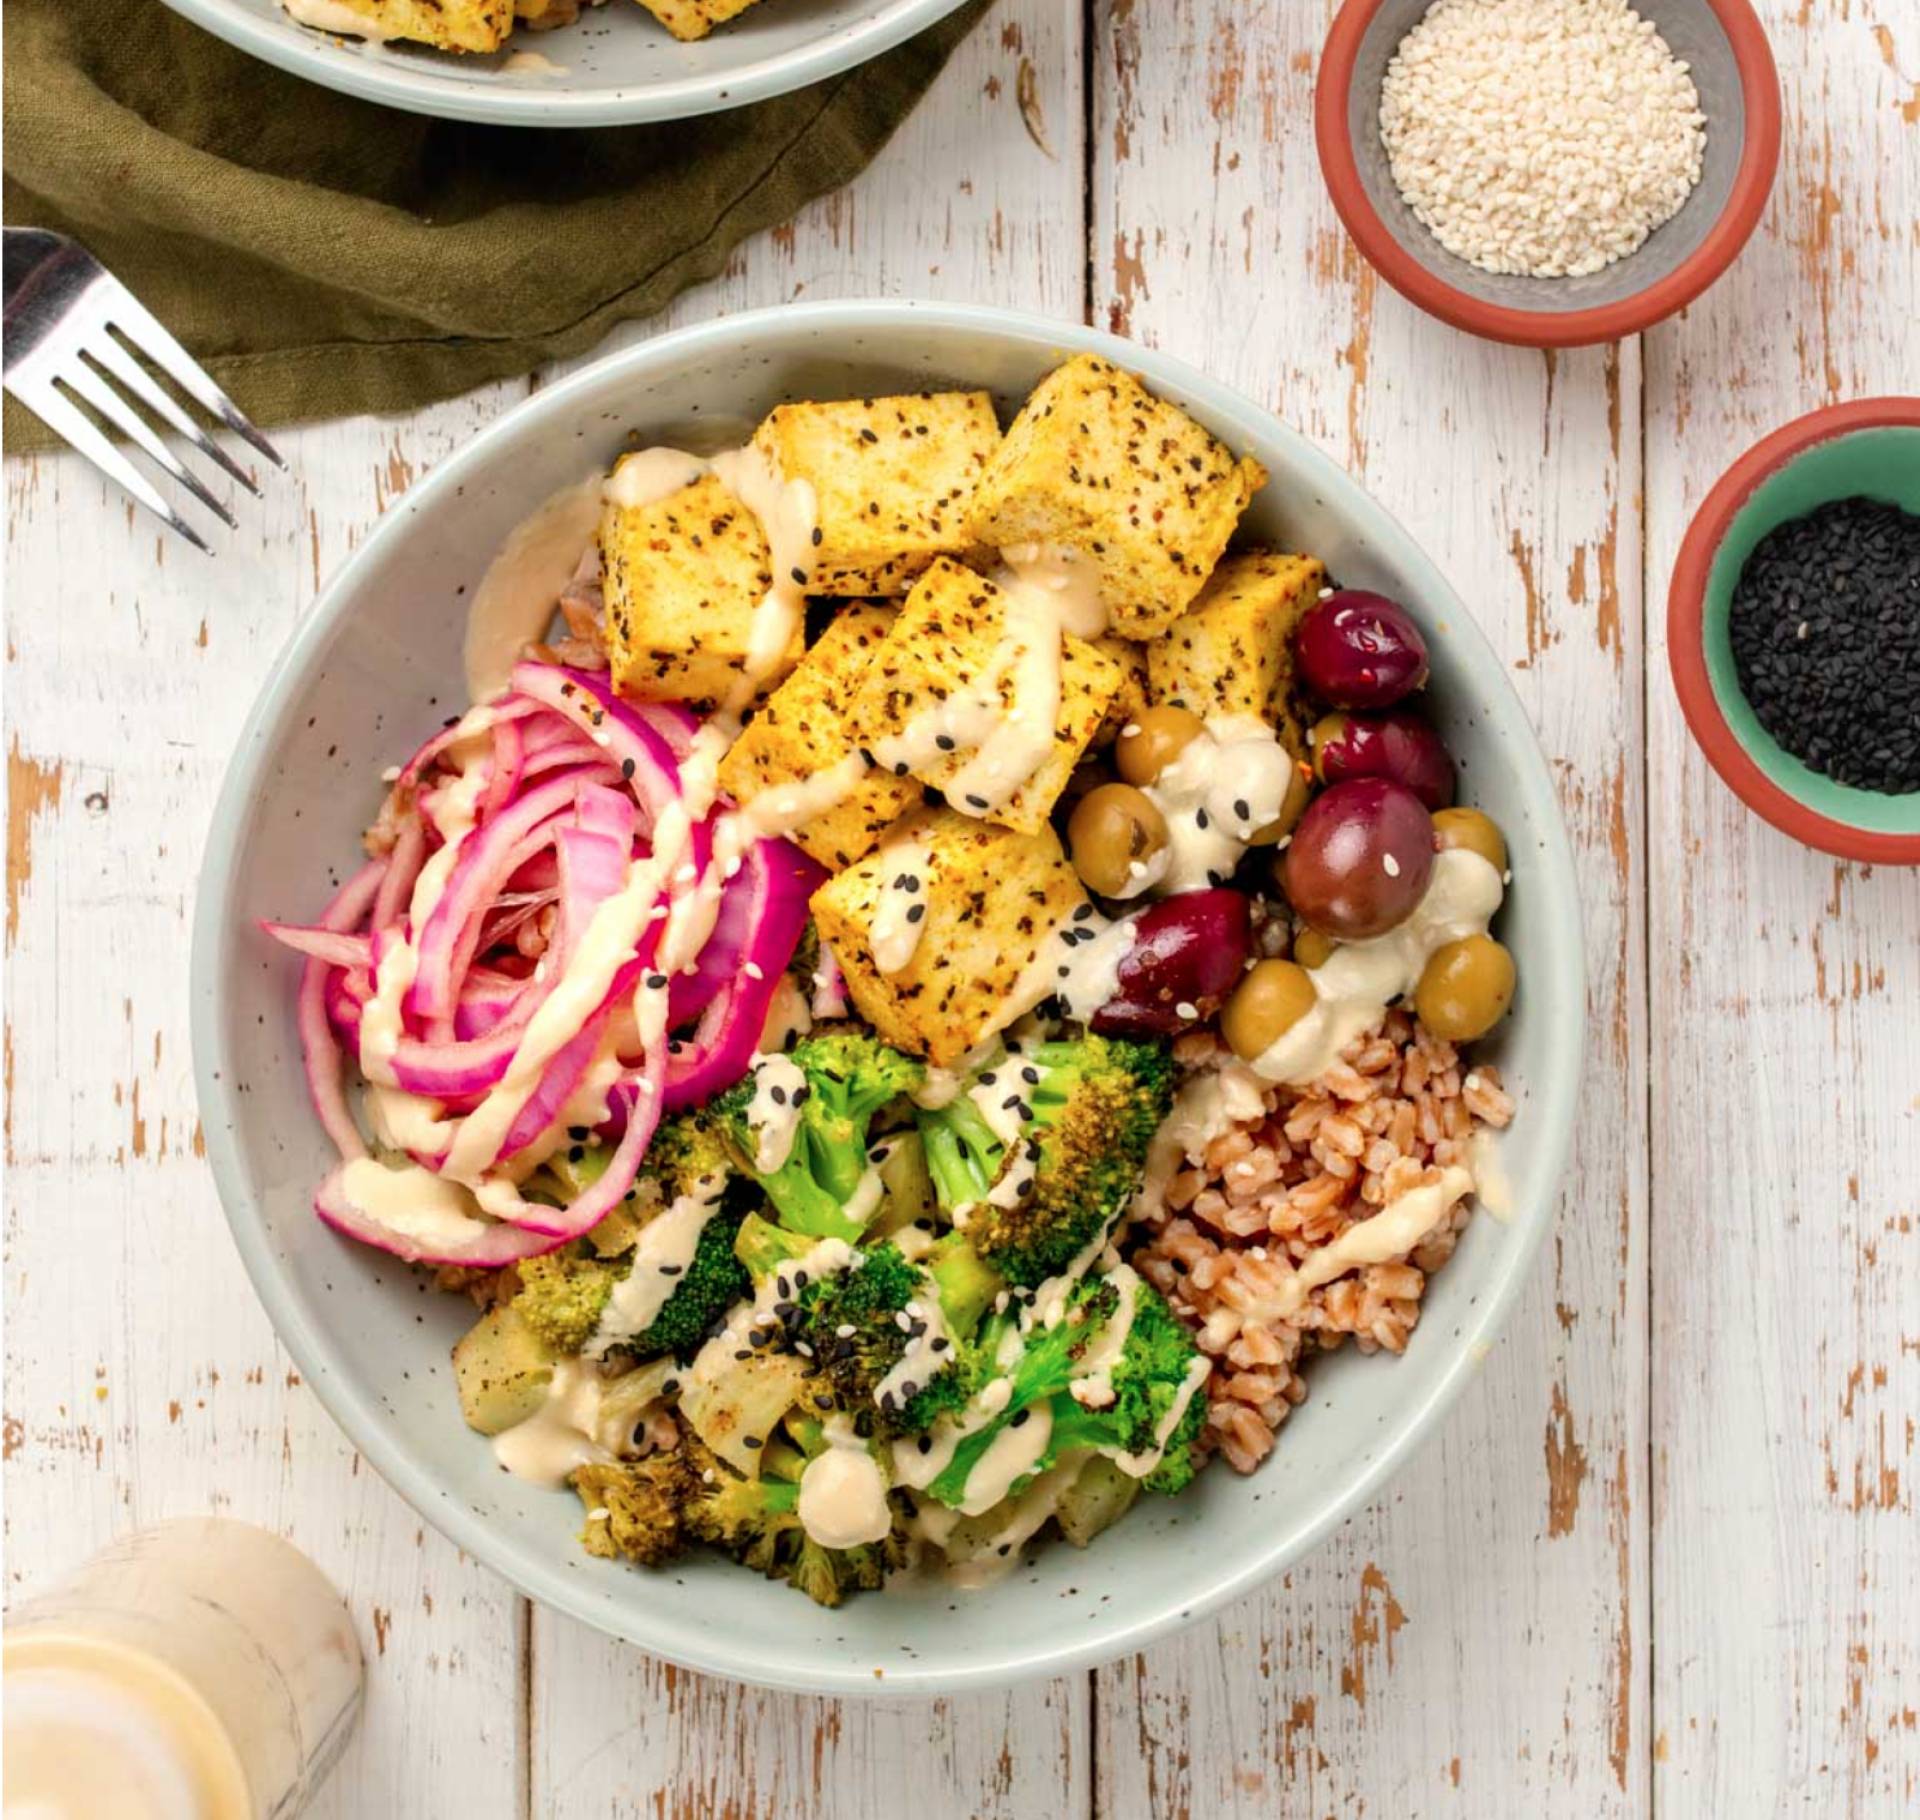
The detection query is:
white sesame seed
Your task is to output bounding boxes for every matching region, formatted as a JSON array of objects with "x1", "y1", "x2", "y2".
[
  {"x1": 1383, "y1": 852, "x2": 1401, "y2": 877},
  {"x1": 1175, "y1": 1001, "x2": 1198, "y2": 1020}
]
